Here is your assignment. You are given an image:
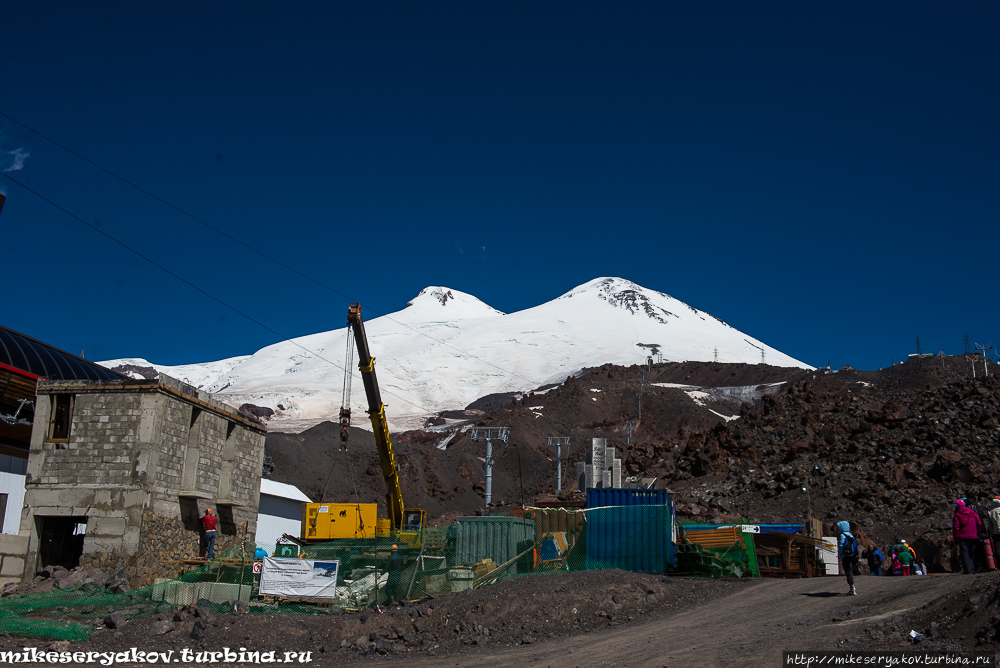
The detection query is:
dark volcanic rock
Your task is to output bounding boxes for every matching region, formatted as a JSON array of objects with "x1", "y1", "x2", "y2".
[
  {"x1": 263, "y1": 354, "x2": 1000, "y2": 553},
  {"x1": 106, "y1": 364, "x2": 159, "y2": 380},
  {"x1": 239, "y1": 403, "x2": 274, "y2": 423}
]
